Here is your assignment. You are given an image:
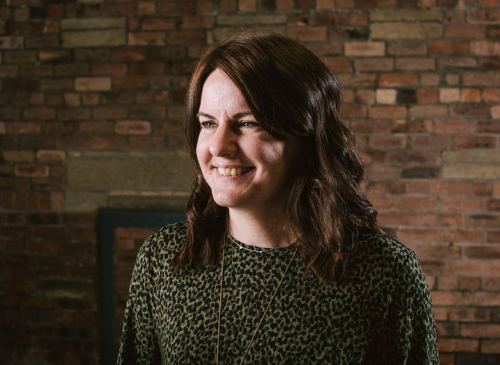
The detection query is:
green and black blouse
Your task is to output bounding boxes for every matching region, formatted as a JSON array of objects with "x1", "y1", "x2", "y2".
[{"x1": 117, "y1": 222, "x2": 438, "y2": 364}]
